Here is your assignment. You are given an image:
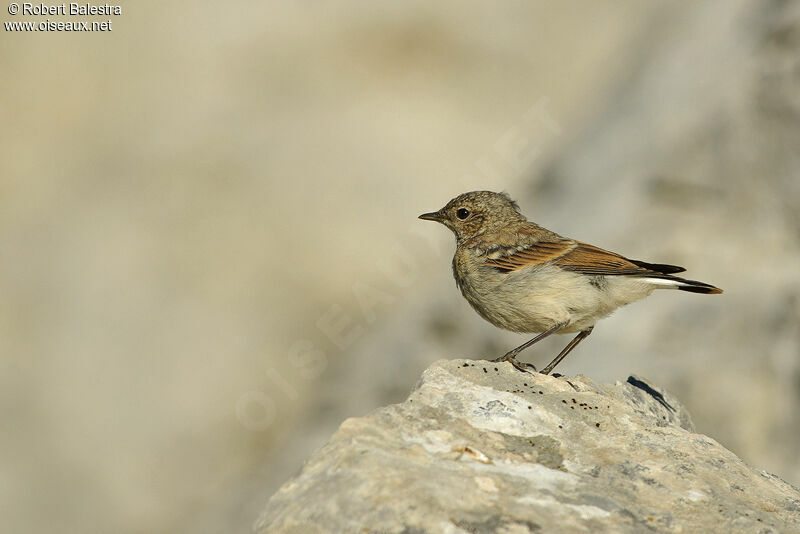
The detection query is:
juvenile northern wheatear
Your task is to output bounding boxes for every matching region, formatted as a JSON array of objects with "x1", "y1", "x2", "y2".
[{"x1": 420, "y1": 191, "x2": 722, "y2": 374}]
